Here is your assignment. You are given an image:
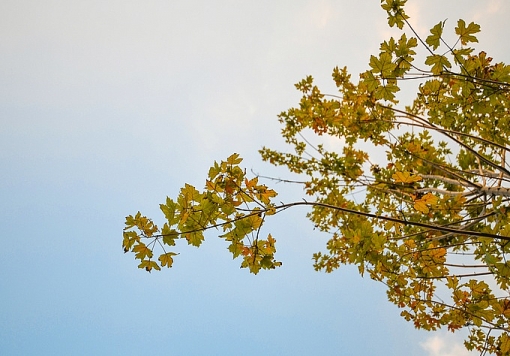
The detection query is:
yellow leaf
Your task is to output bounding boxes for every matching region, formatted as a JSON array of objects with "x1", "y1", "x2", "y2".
[
  {"x1": 138, "y1": 260, "x2": 161, "y2": 272},
  {"x1": 404, "y1": 239, "x2": 417, "y2": 249},
  {"x1": 245, "y1": 177, "x2": 258, "y2": 190},
  {"x1": 428, "y1": 247, "x2": 446, "y2": 263},
  {"x1": 500, "y1": 333, "x2": 510, "y2": 354},
  {"x1": 159, "y1": 252, "x2": 177, "y2": 268},
  {"x1": 413, "y1": 200, "x2": 429, "y2": 214},
  {"x1": 205, "y1": 180, "x2": 216, "y2": 191},
  {"x1": 265, "y1": 206, "x2": 277, "y2": 216},
  {"x1": 122, "y1": 231, "x2": 138, "y2": 252},
  {"x1": 422, "y1": 193, "x2": 438, "y2": 204},
  {"x1": 226, "y1": 153, "x2": 243, "y2": 165},
  {"x1": 256, "y1": 186, "x2": 277, "y2": 204},
  {"x1": 413, "y1": 193, "x2": 437, "y2": 214},
  {"x1": 392, "y1": 171, "x2": 422, "y2": 184},
  {"x1": 133, "y1": 243, "x2": 153, "y2": 259}
]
